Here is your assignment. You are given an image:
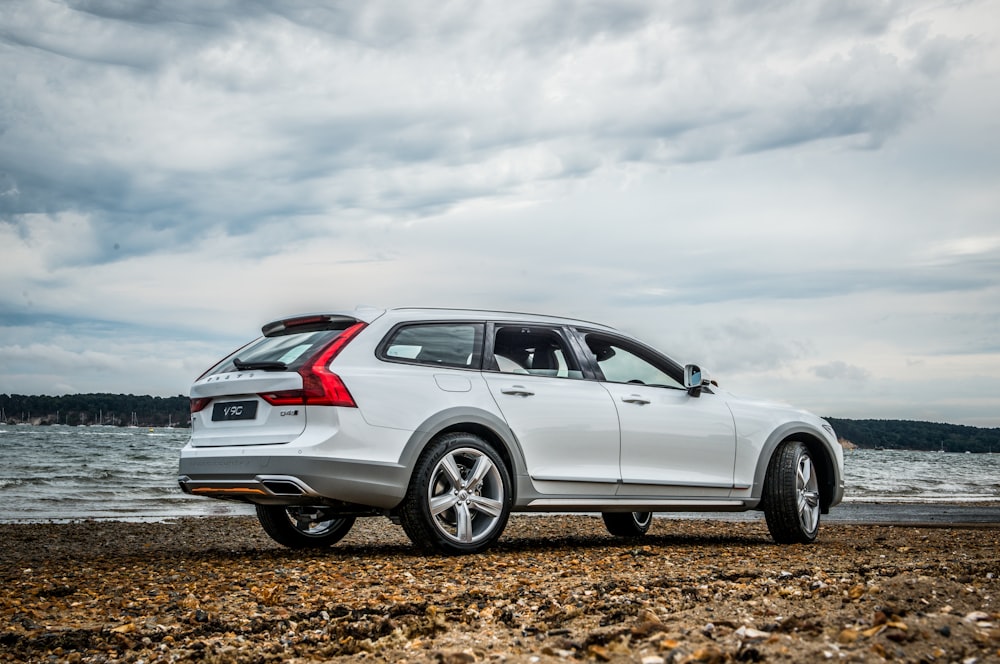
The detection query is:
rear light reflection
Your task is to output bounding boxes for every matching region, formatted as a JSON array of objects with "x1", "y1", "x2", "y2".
[{"x1": 190, "y1": 397, "x2": 212, "y2": 413}]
